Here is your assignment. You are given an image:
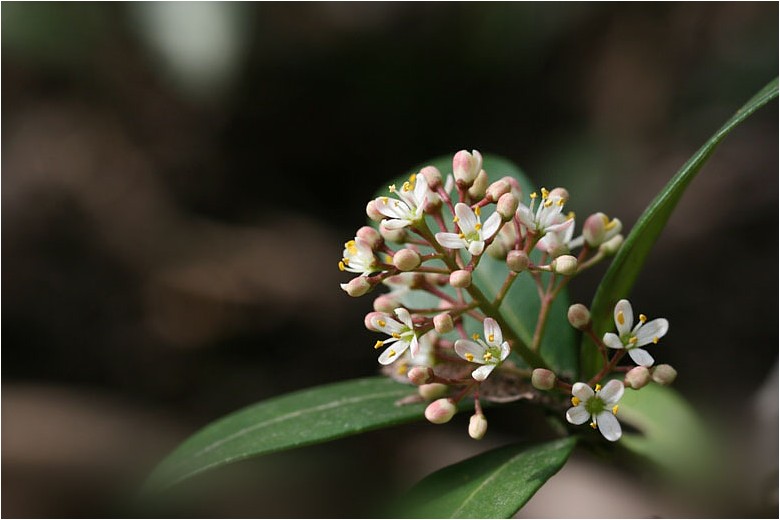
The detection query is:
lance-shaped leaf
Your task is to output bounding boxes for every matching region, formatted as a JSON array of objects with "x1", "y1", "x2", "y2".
[
  {"x1": 581, "y1": 78, "x2": 779, "y2": 378},
  {"x1": 391, "y1": 437, "x2": 577, "y2": 518}
]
